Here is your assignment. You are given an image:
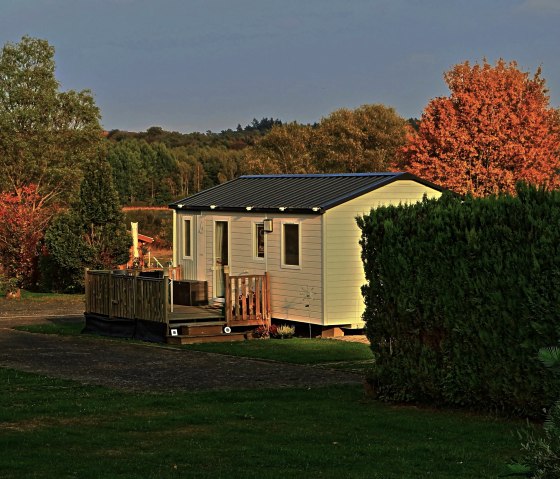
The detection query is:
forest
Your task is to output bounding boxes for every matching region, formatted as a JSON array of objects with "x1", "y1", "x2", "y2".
[{"x1": 104, "y1": 109, "x2": 415, "y2": 206}]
